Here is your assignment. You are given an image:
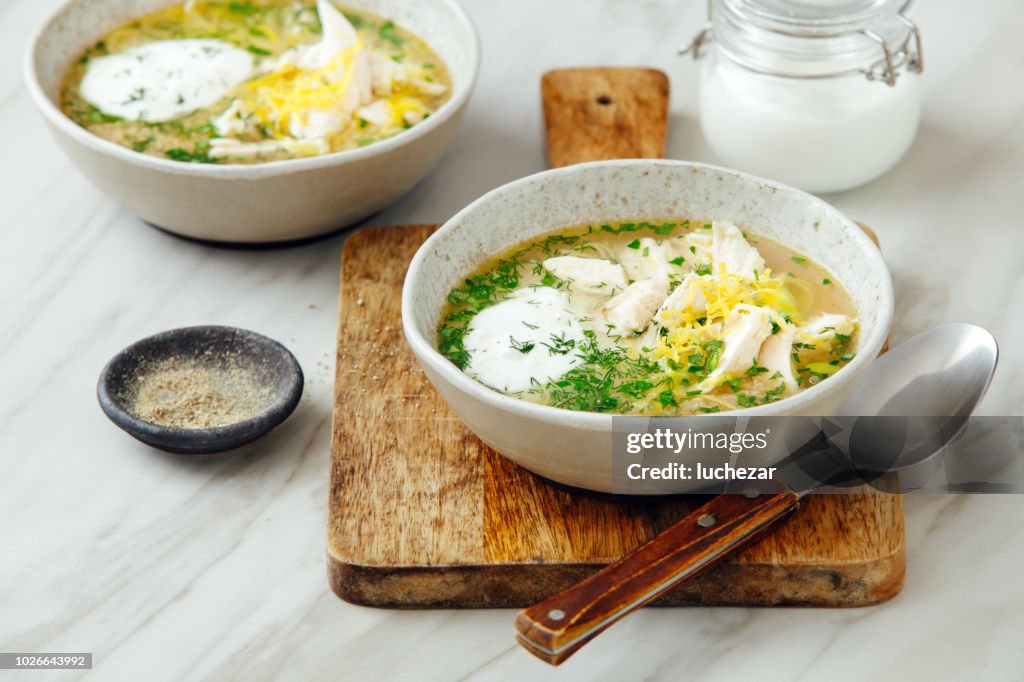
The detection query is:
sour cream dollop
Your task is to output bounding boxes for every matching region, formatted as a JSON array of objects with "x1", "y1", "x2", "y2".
[
  {"x1": 463, "y1": 287, "x2": 586, "y2": 394},
  {"x1": 80, "y1": 39, "x2": 254, "y2": 122}
]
